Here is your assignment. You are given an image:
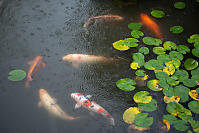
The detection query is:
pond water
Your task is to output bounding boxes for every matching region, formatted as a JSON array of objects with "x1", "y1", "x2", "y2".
[{"x1": 0, "y1": 0, "x2": 199, "y2": 133}]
